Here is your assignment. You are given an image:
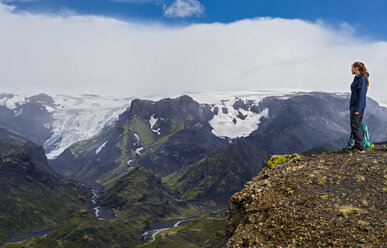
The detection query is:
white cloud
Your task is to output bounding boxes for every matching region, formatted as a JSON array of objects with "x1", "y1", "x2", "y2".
[
  {"x1": 163, "y1": 0, "x2": 204, "y2": 18},
  {"x1": 0, "y1": 3, "x2": 387, "y2": 103}
]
